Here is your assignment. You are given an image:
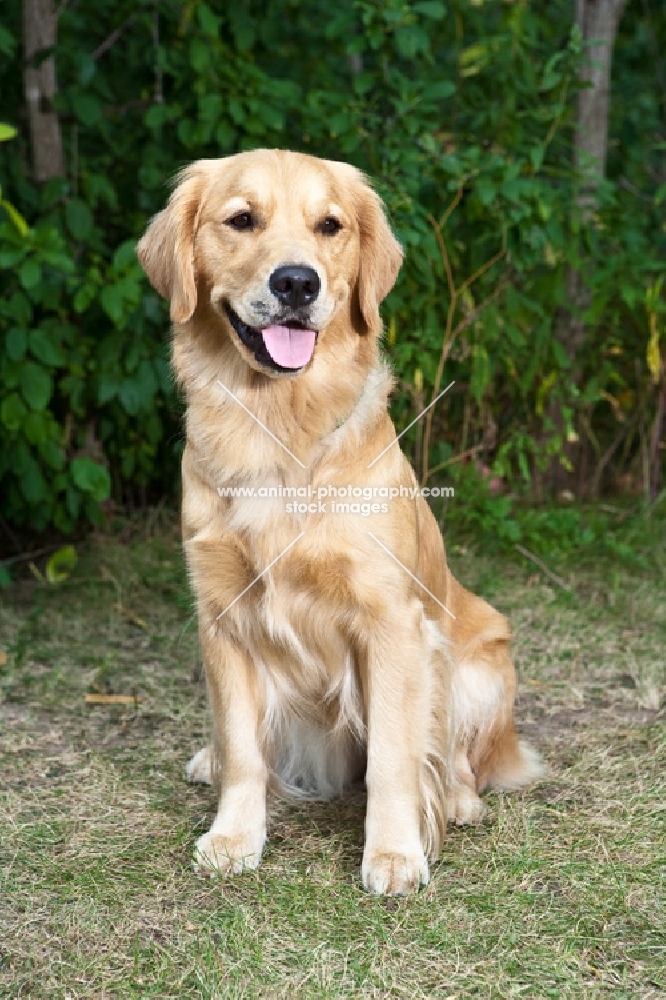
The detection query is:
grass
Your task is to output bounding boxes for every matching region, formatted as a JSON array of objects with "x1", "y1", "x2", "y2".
[{"x1": 0, "y1": 510, "x2": 664, "y2": 999}]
